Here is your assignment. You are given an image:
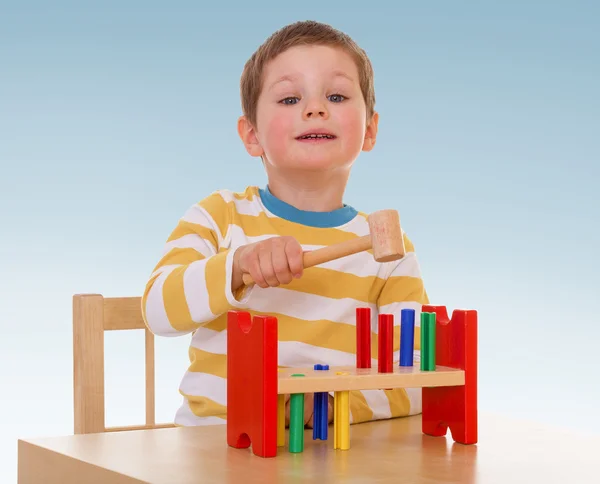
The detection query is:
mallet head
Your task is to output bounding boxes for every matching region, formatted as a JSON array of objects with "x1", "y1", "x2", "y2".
[{"x1": 367, "y1": 209, "x2": 405, "y2": 262}]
